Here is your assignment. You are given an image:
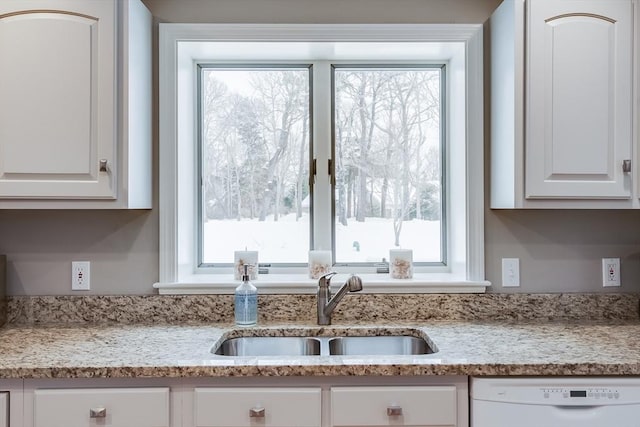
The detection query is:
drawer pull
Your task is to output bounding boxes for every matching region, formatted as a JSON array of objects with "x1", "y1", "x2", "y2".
[
  {"x1": 249, "y1": 407, "x2": 265, "y2": 418},
  {"x1": 387, "y1": 405, "x2": 403, "y2": 416},
  {"x1": 89, "y1": 407, "x2": 107, "y2": 418}
]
